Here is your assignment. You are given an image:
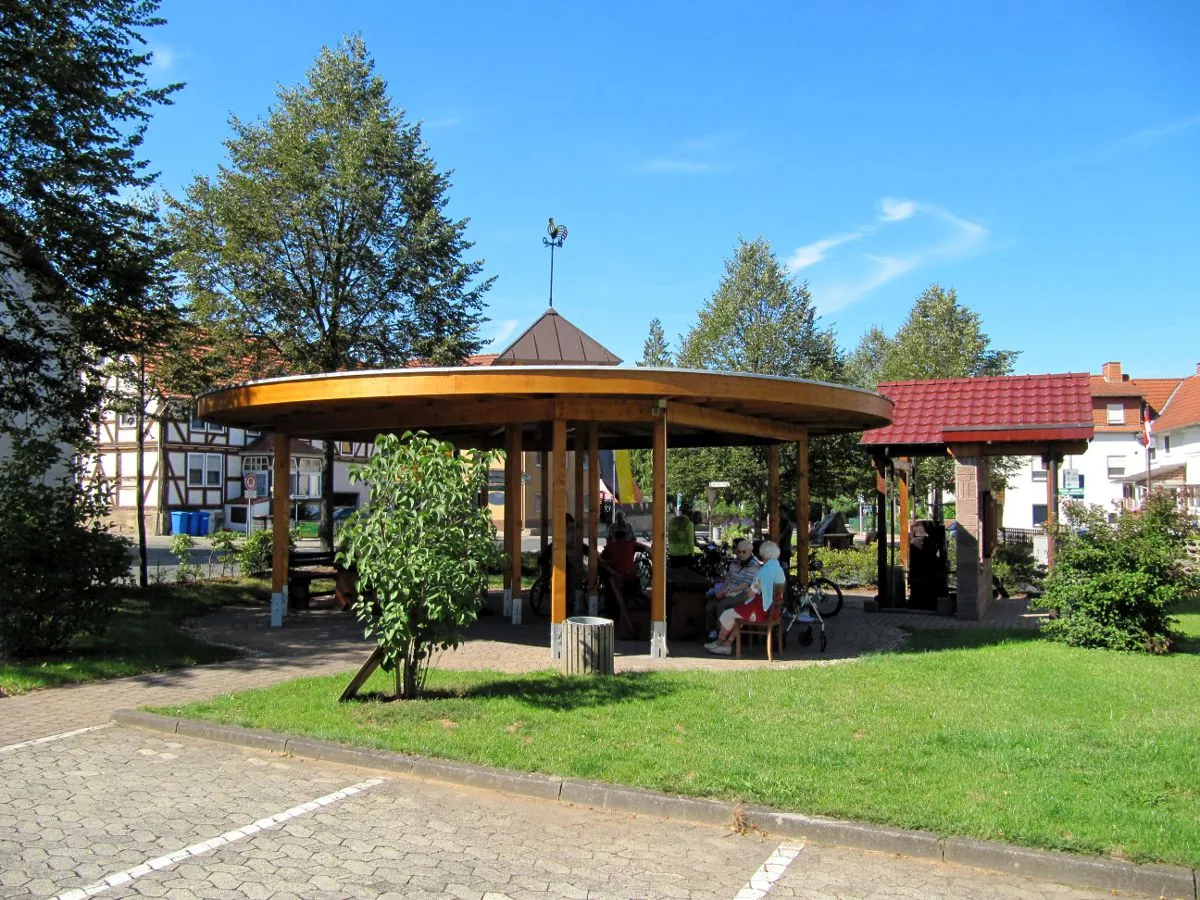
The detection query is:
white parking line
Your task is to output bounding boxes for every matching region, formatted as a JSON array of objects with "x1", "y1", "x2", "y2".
[
  {"x1": 734, "y1": 841, "x2": 806, "y2": 900},
  {"x1": 49, "y1": 776, "x2": 386, "y2": 900},
  {"x1": 0, "y1": 723, "x2": 114, "y2": 755}
]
